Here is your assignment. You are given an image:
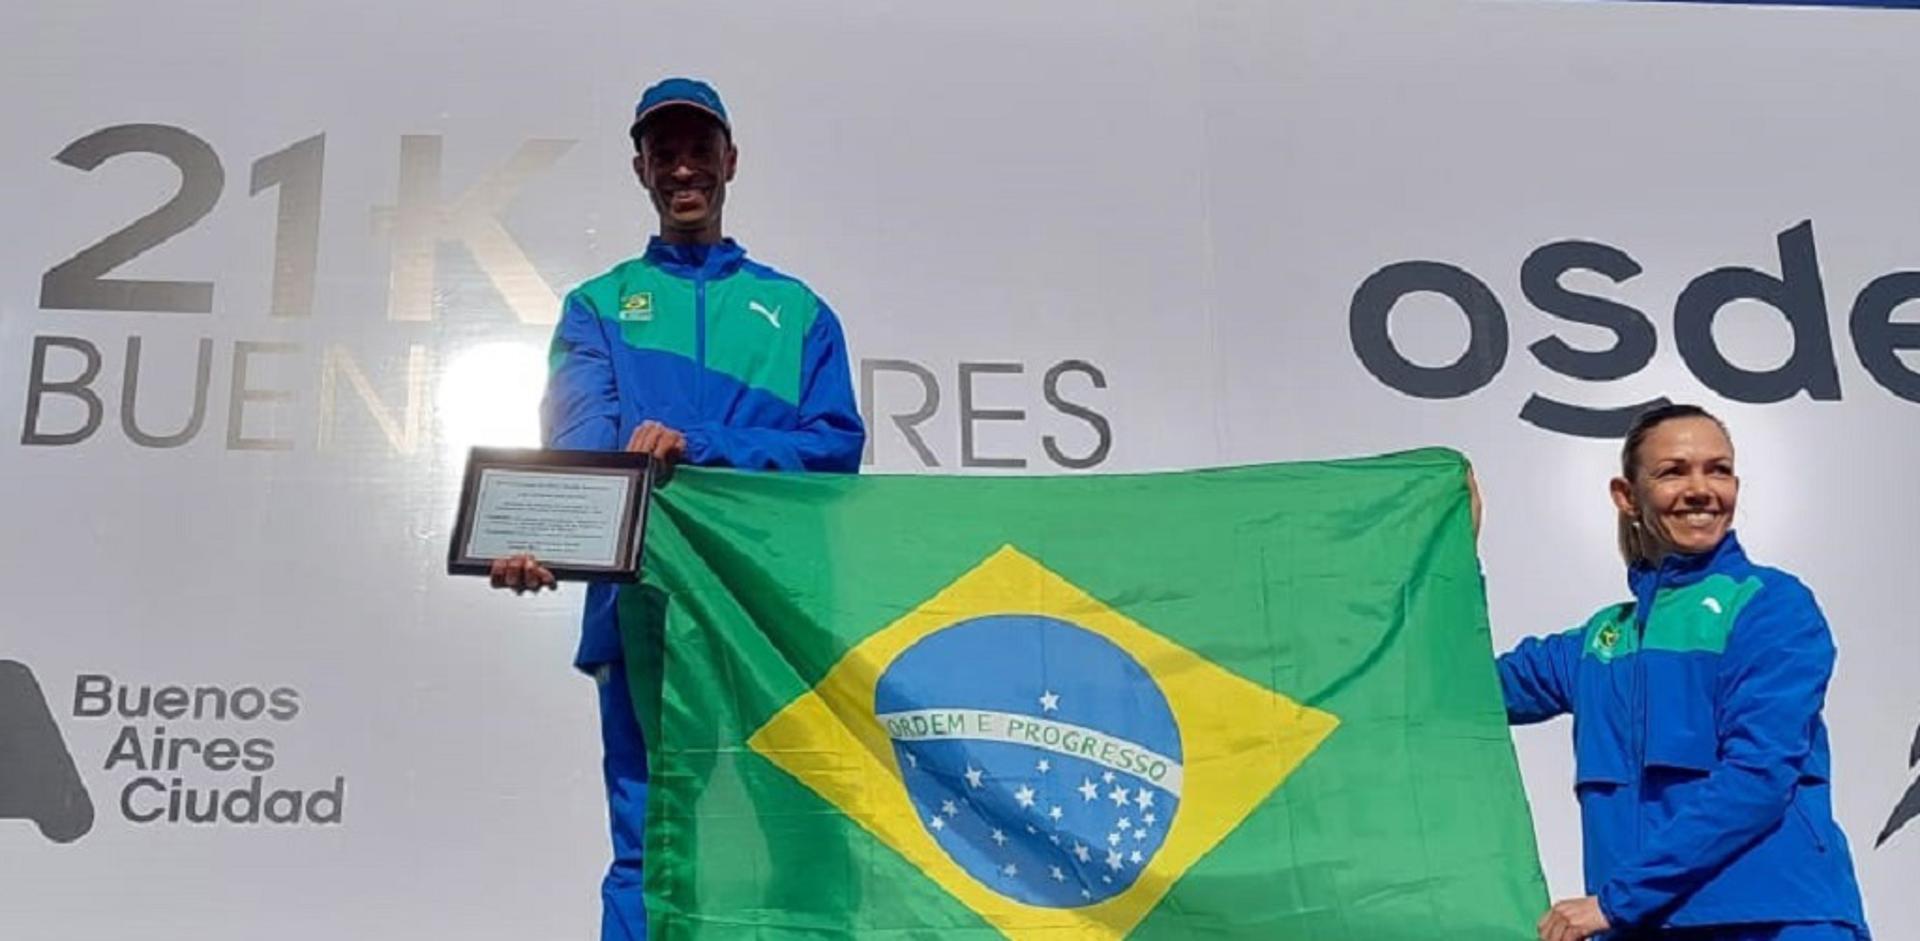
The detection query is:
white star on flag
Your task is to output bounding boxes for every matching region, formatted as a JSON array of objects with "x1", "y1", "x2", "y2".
[
  {"x1": 1129, "y1": 850, "x2": 1144, "y2": 864},
  {"x1": 1108, "y1": 786, "x2": 1131, "y2": 807},
  {"x1": 1014, "y1": 784, "x2": 1036, "y2": 808},
  {"x1": 991, "y1": 828, "x2": 1007, "y2": 845},
  {"x1": 1135, "y1": 789, "x2": 1155, "y2": 811},
  {"x1": 1117, "y1": 817, "x2": 1131, "y2": 831},
  {"x1": 941, "y1": 799, "x2": 958, "y2": 817},
  {"x1": 1039, "y1": 690, "x2": 1060, "y2": 712},
  {"x1": 1102, "y1": 771, "x2": 1115, "y2": 784},
  {"x1": 1050, "y1": 866, "x2": 1066, "y2": 882},
  {"x1": 964, "y1": 766, "x2": 984, "y2": 789},
  {"x1": 1077, "y1": 778, "x2": 1099, "y2": 802},
  {"x1": 1144, "y1": 812, "x2": 1158, "y2": 826},
  {"x1": 904, "y1": 752, "x2": 918, "y2": 768},
  {"x1": 1002, "y1": 863, "x2": 1018, "y2": 878},
  {"x1": 1035, "y1": 758, "x2": 1051, "y2": 773},
  {"x1": 1049, "y1": 805, "x2": 1064, "y2": 822},
  {"x1": 1106, "y1": 849, "x2": 1124, "y2": 871},
  {"x1": 1134, "y1": 829, "x2": 1148, "y2": 842},
  {"x1": 1107, "y1": 832, "x2": 1121, "y2": 846},
  {"x1": 929, "y1": 815, "x2": 945, "y2": 831}
]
